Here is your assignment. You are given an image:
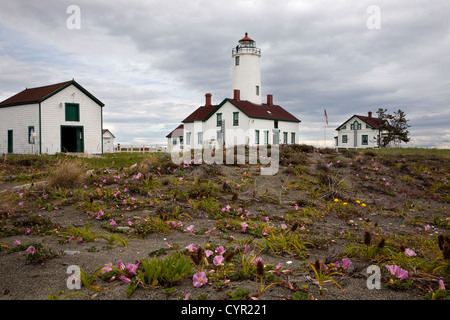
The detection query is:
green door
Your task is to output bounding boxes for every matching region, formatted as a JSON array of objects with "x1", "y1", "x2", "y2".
[
  {"x1": 7, "y1": 130, "x2": 13, "y2": 153},
  {"x1": 76, "y1": 127, "x2": 84, "y2": 153}
]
